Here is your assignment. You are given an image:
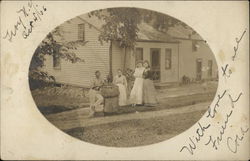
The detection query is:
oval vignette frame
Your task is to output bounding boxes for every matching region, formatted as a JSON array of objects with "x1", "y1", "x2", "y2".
[{"x1": 29, "y1": 7, "x2": 219, "y2": 147}]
